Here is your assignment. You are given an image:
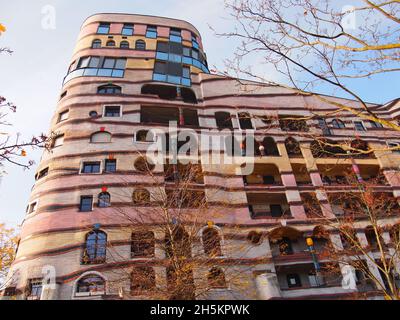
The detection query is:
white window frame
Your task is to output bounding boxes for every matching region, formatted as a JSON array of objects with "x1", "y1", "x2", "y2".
[
  {"x1": 79, "y1": 195, "x2": 94, "y2": 212},
  {"x1": 102, "y1": 105, "x2": 122, "y2": 118},
  {"x1": 57, "y1": 109, "x2": 69, "y2": 123},
  {"x1": 27, "y1": 199, "x2": 39, "y2": 215},
  {"x1": 354, "y1": 121, "x2": 366, "y2": 132},
  {"x1": 72, "y1": 271, "x2": 107, "y2": 299},
  {"x1": 135, "y1": 129, "x2": 157, "y2": 143},
  {"x1": 52, "y1": 134, "x2": 65, "y2": 148},
  {"x1": 80, "y1": 160, "x2": 103, "y2": 175},
  {"x1": 387, "y1": 141, "x2": 400, "y2": 154},
  {"x1": 236, "y1": 112, "x2": 254, "y2": 131}
]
